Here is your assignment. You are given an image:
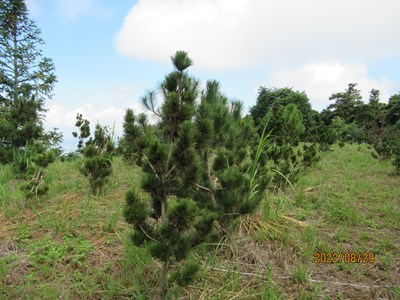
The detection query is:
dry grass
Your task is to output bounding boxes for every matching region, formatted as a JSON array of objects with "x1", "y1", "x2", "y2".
[{"x1": 1, "y1": 145, "x2": 400, "y2": 299}]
